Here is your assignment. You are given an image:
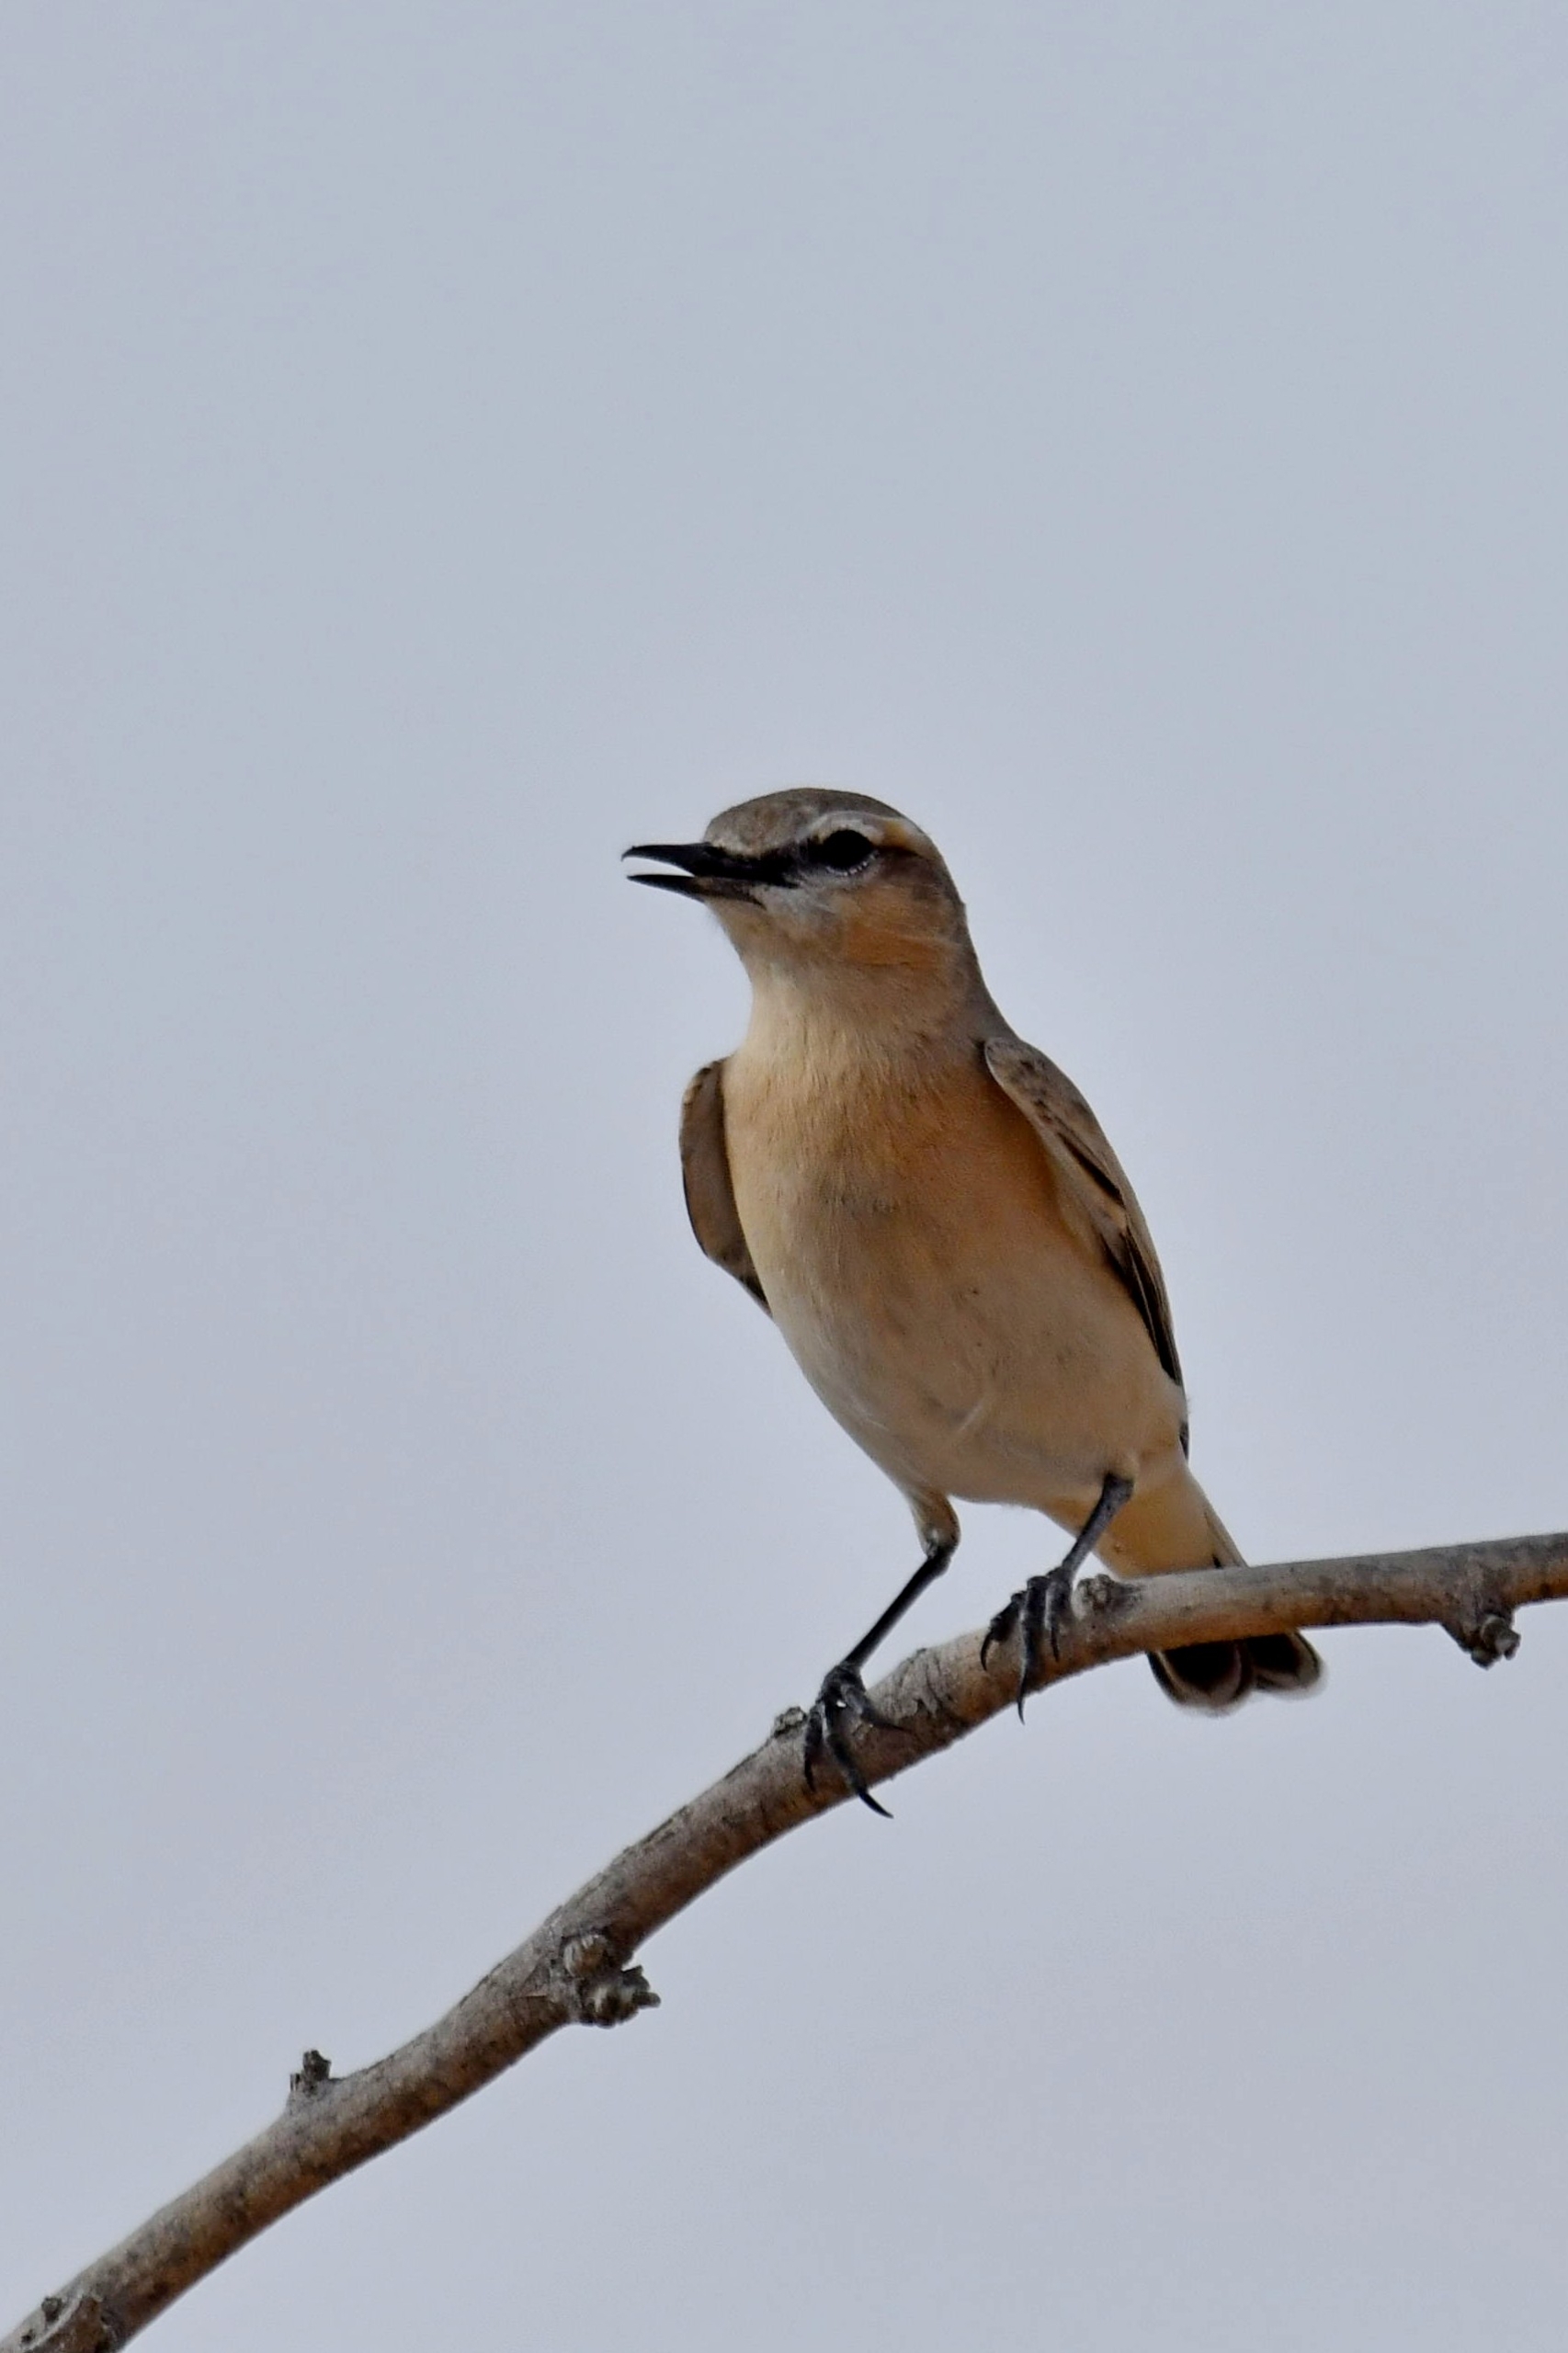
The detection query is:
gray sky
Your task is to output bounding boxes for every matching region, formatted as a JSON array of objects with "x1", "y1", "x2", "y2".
[{"x1": 4, "y1": 4, "x2": 1568, "y2": 2347}]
